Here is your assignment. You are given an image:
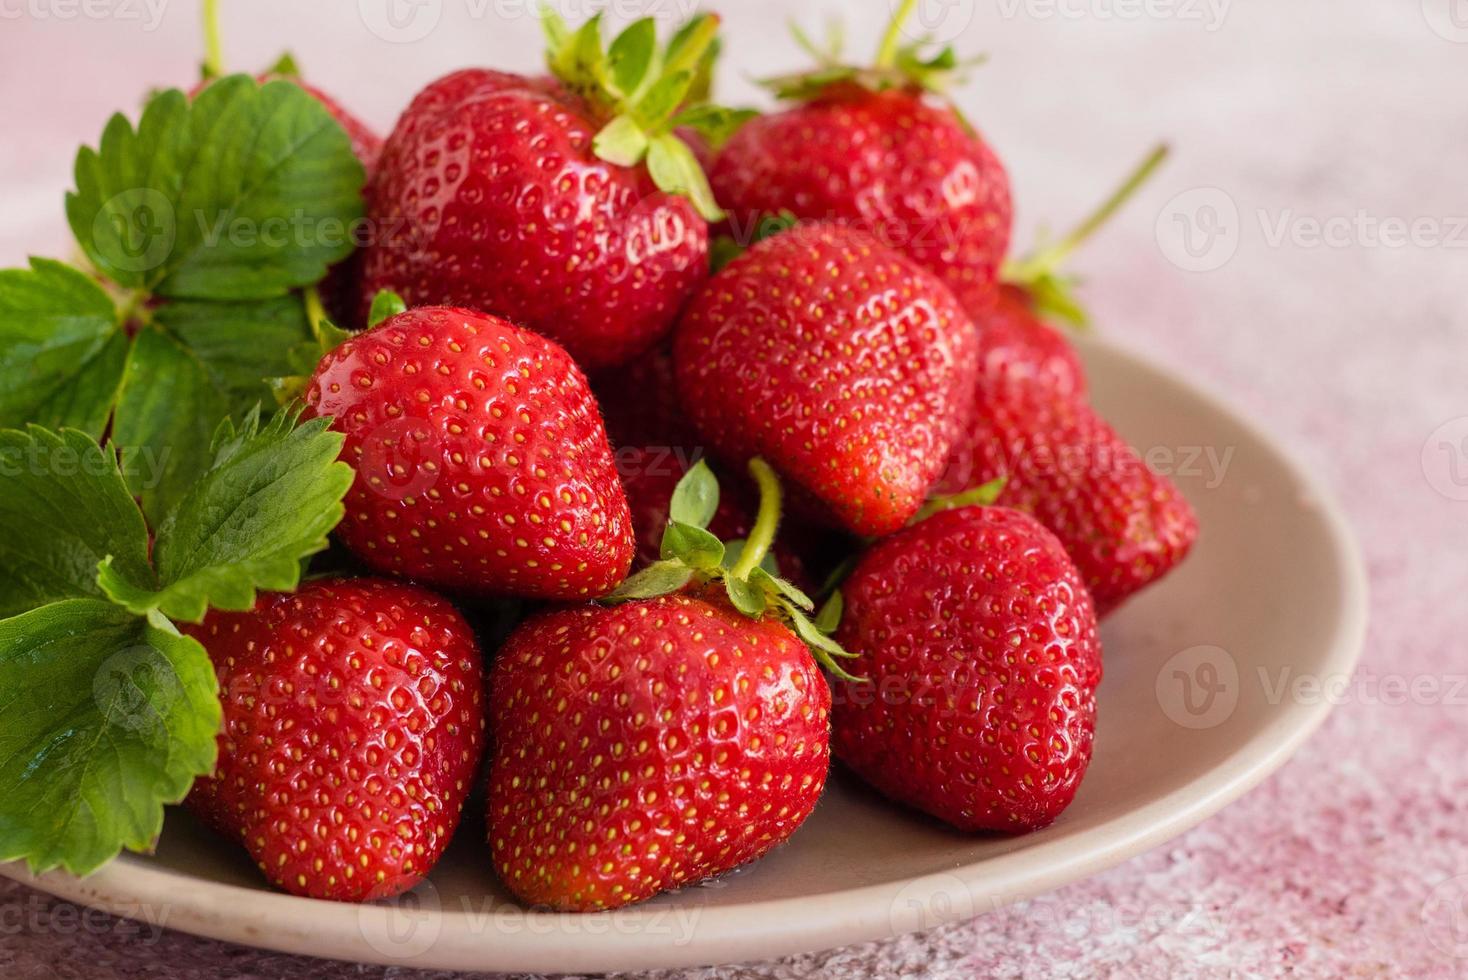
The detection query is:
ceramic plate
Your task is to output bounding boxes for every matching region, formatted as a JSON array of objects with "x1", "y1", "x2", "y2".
[{"x1": 0, "y1": 336, "x2": 1368, "y2": 974}]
